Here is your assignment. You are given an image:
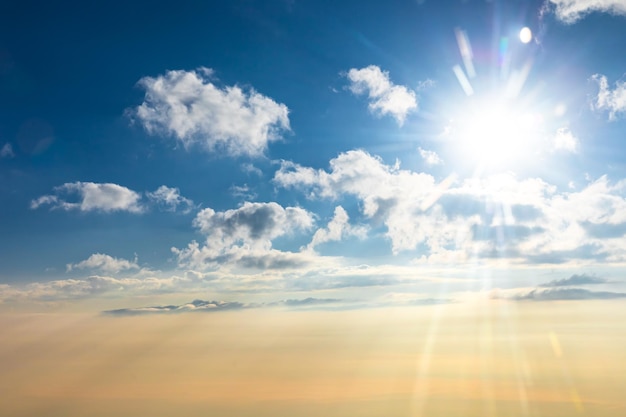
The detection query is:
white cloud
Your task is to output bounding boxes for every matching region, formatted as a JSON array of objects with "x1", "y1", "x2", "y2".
[
  {"x1": 31, "y1": 182, "x2": 144, "y2": 213},
  {"x1": 553, "y1": 127, "x2": 579, "y2": 152},
  {"x1": 1, "y1": 143, "x2": 15, "y2": 158},
  {"x1": 173, "y1": 202, "x2": 314, "y2": 269},
  {"x1": 146, "y1": 185, "x2": 195, "y2": 213},
  {"x1": 346, "y1": 65, "x2": 417, "y2": 125},
  {"x1": 591, "y1": 74, "x2": 626, "y2": 120},
  {"x1": 306, "y1": 206, "x2": 367, "y2": 251},
  {"x1": 67, "y1": 253, "x2": 139, "y2": 274},
  {"x1": 547, "y1": 0, "x2": 626, "y2": 23},
  {"x1": 275, "y1": 150, "x2": 626, "y2": 264},
  {"x1": 132, "y1": 68, "x2": 290, "y2": 157},
  {"x1": 418, "y1": 147, "x2": 443, "y2": 165}
]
